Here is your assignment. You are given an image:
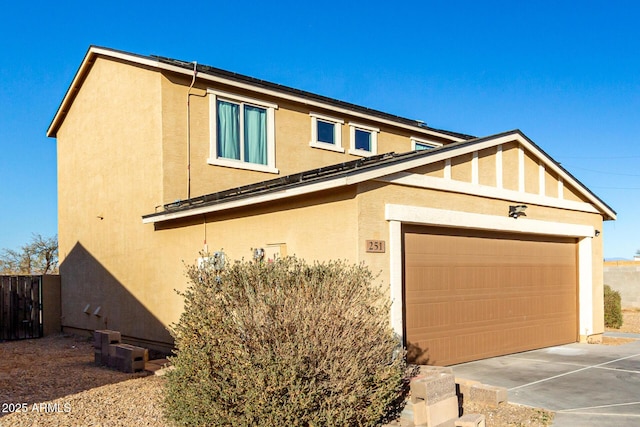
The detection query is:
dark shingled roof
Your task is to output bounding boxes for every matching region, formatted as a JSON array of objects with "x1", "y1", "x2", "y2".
[
  {"x1": 152, "y1": 54, "x2": 476, "y2": 142},
  {"x1": 143, "y1": 137, "x2": 480, "y2": 220}
]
